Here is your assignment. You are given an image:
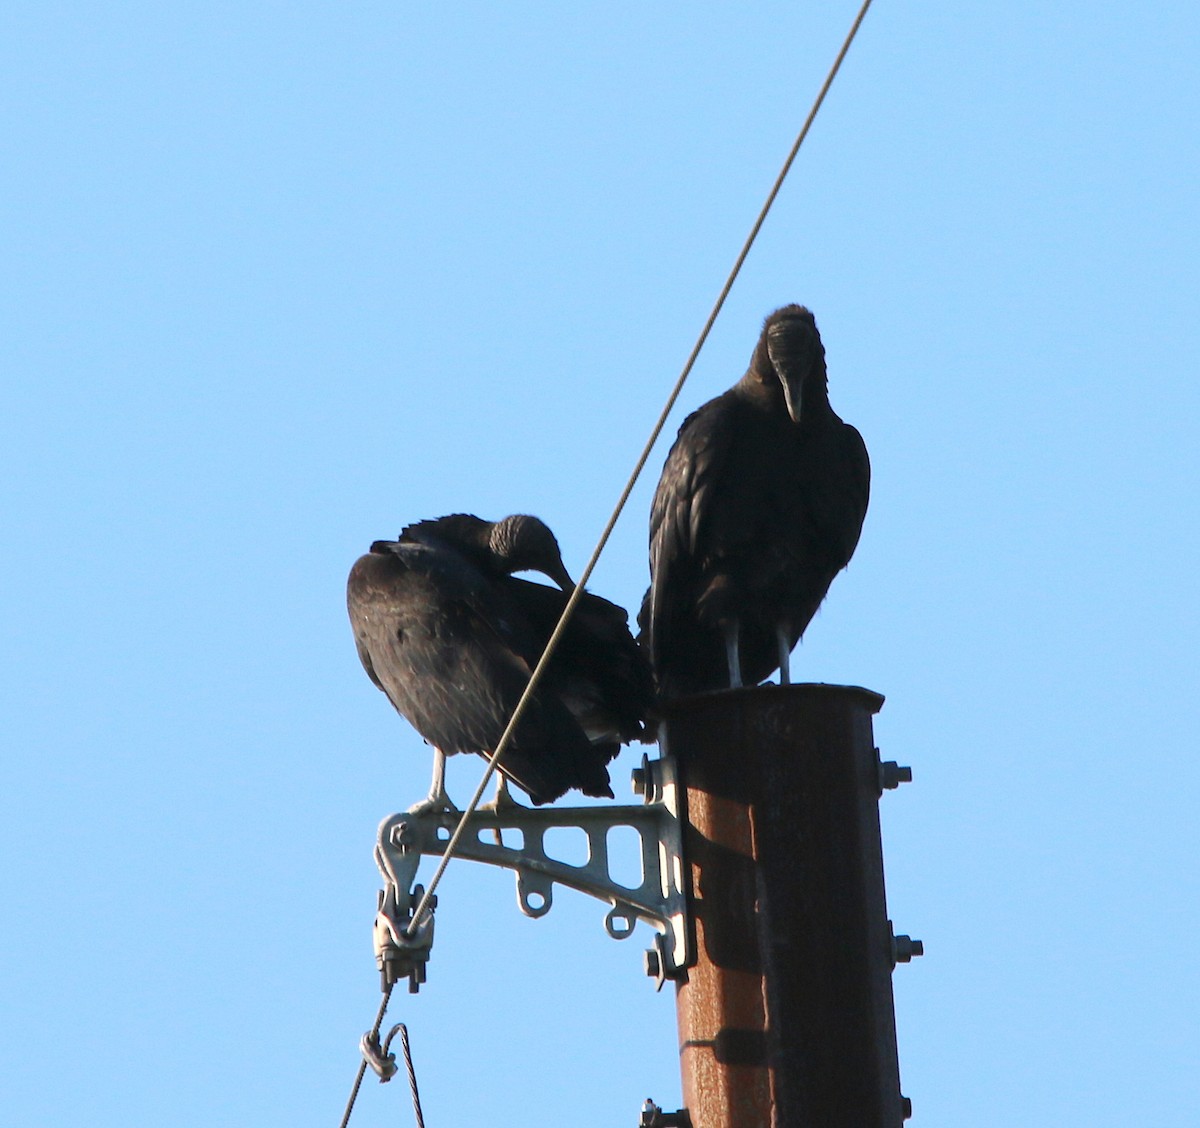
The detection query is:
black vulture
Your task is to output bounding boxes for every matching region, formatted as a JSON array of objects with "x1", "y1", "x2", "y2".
[
  {"x1": 641, "y1": 305, "x2": 870, "y2": 699},
  {"x1": 347, "y1": 514, "x2": 652, "y2": 807}
]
